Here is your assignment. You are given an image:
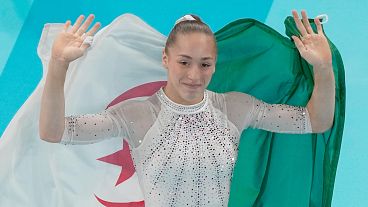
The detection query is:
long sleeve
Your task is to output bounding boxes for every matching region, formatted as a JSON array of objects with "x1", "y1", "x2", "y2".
[
  {"x1": 224, "y1": 92, "x2": 312, "y2": 134},
  {"x1": 59, "y1": 105, "x2": 129, "y2": 145}
]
